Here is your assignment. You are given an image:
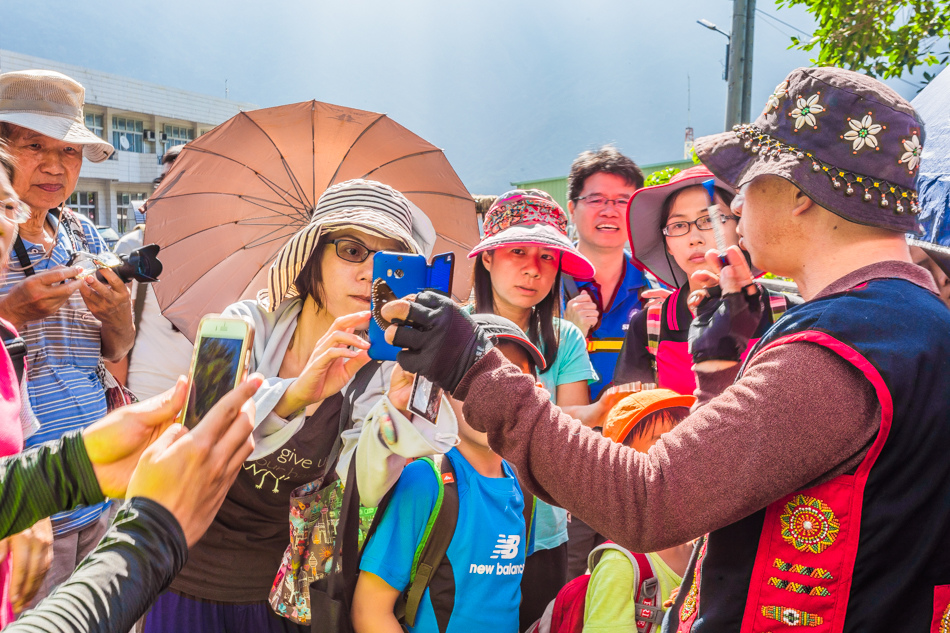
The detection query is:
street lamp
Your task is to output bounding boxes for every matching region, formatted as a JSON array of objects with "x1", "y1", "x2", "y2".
[{"x1": 697, "y1": 19, "x2": 730, "y2": 81}]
